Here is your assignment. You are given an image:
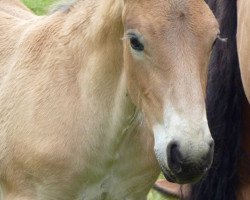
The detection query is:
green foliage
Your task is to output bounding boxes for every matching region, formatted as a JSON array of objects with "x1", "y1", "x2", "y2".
[
  {"x1": 148, "y1": 189, "x2": 177, "y2": 200},
  {"x1": 21, "y1": 0, "x2": 56, "y2": 15}
]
